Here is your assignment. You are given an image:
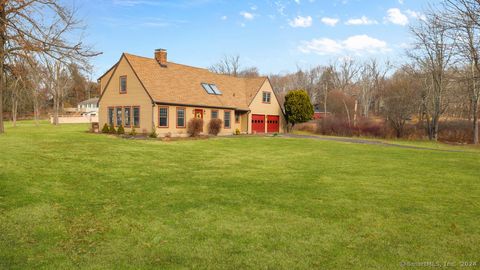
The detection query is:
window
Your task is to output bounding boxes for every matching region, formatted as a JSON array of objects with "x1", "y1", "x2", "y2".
[
  {"x1": 116, "y1": 107, "x2": 122, "y2": 126},
  {"x1": 235, "y1": 112, "x2": 240, "y2": 123},
  {"x1": 108, "y1": 107, "x2": 114, "y2": 126},
  {"x1": 201, "y1": 83, "x2": 222, "y2": 95},
  {"x1": 211, "y1": 110, "x2": 218, "y2": 119},
  {"x1": 133, "y1": 107, "x2": 140, "y2": 127},
  {"x1": 201, "y1": 83, "x2": 215, "y2": 94},
  {"x1": 177, "y1": 108, "x2": 186, "y2": 128},
  {"x1": 262, "y1": 91, "x2": 271, "y2": 103},
  {"x1": 224, "y1": 111, "x2": 231, "y2": 129},
  {"x1": 159, "y1": 106, "x2": 168, "y2": 127},
  {"x1": 210, "y1": 84, "x2": 222, "y2": 95},
  {"x1": 120, "y1": 76, "x2": 127, "y2": 94},
  {"x1": 124, "y1": 107, "x2": 131, "y2": 127}
]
